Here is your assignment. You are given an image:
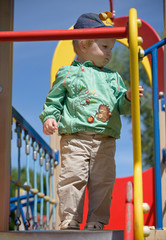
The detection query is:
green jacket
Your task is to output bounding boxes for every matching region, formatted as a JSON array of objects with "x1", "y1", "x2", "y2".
[{"x1": 39, "y1": 60, "x2": 131, "y2": 138}]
